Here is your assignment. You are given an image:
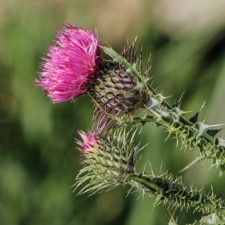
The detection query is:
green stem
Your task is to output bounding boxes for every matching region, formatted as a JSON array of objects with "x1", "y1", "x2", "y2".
[
  {"x1": 145, "y1": 98, "x2": 225, "y2": 170},
  {"x1": 128, "y1": 173, "x2": 225, "y2": 216},
  {"x1": 128, "y1": 173, "x2": 163, "y2": 193}
]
